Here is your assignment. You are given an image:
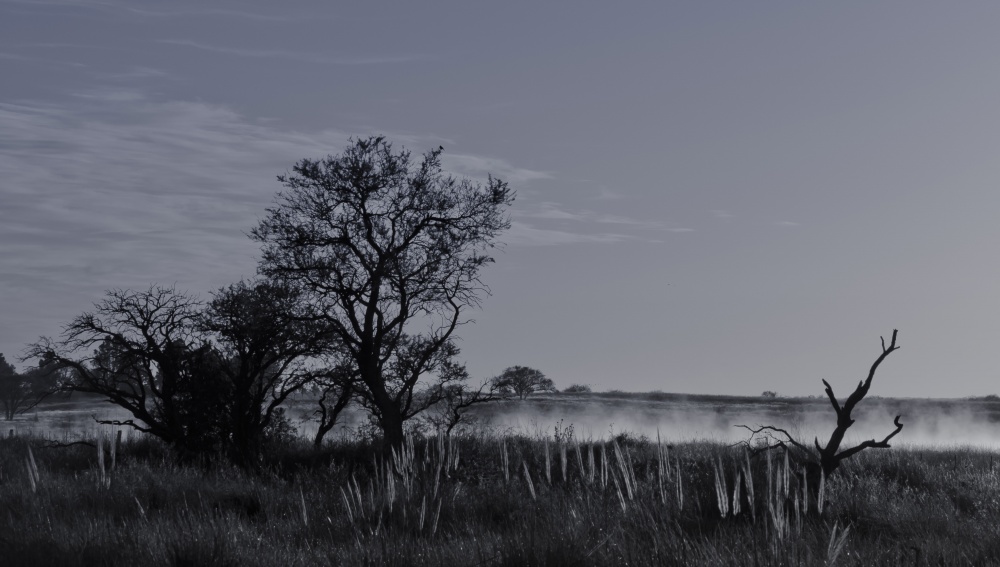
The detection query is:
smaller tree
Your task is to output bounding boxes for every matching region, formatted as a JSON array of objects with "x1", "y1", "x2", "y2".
[
  {"x1": 563, "y1": 384, "x2": 592, "y2": 393},
  {"x1": 0, "y1": 354, "x2": 53, "y2": 421},
  {"x1": 25, "y1": 287, "x2": 216, "y2": 453},
  {"x1": 309, "y1": 360, "x2": 356, "y2": 448},
  {"x1": 738, "y1": 329, "x2": 904, "y2": 494},
  {"x1": 199, "y1": 279, "x2": 331, "y2": 464},
  {"x1": 422, "y1": 378, "x2": 508, "y2": 435},
  {"x1": 761, "y1": 390, "x2": 778, "y2": 398},
  {"x1": 492, "y1": 366, "x2": 554, "y2": 400}
]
